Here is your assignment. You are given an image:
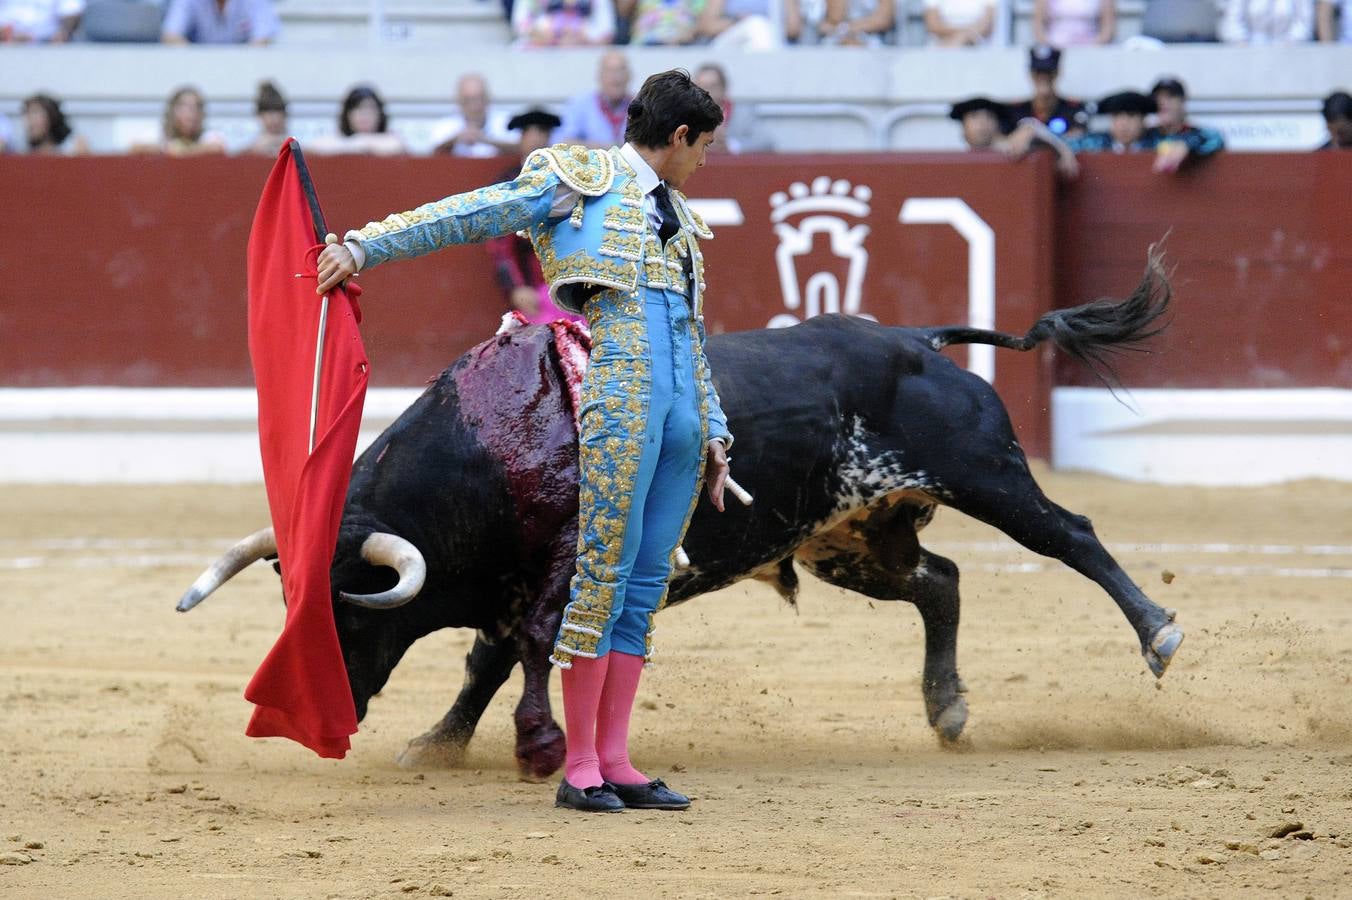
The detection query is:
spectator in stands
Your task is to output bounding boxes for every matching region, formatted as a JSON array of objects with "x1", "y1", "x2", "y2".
[
  {"x1": 161, "y1": 0, "x2": 279, "y2": 44},
  {"x1": 1032, "y1": 0, "x2": 1114, "y2": 46},
  {"x1": 511, "y1": 0, "x2": 616, "y2": 45},
  {"x1": 1318, "y1": 90, "x2": 1352, "y2": 148},
  {"x1": 131, "y1": 86, "x2": 227, "y2": 155},
  {"x1": 812, "y1": 0, "x2": 895, "y2": 44},
  {"x1": 0, "y1": 0, "x2": 84, "y2": 42},
  {"x1": 1316, "y1": 0, "x2": 1350, "y2": 39},
  {"x1": 242, "y1": 80, "x2": 289, "y2": 156},
  {"x1": 21, "y1": 93, "x2": 89, "y2": 155},
  {"x1": 1140, "y1": 0, "x2": 1218, "y2": 41},
  {"x1": 556, "y1": 50, "x2": 633, "y2": 147},
  {"x1": 1069, "y1": 90, "x2": 1153, "y2": 153},
  {"x1": 308, "y1": 85, "x2": 406, "y2": 156},
  {"x1": 950, "y1": 95, "x2": 1078, "y2": 176},
  {"x1": 1008, "y1": 46, "x2": 1088, "y2": 141},
  {"x1": 696, "y1": 0, "x2": 791, "y2": 49},
  {"x1": 1144, "y1": 76, "x2": 1224, "y2": 172},
  {"x1": 1219, "y1": 0, "x2": 1314, "y2": 43},
  {"x1": 619, "y1": 0, "x2": 703, "y2": 44},
  {"x1": 694, "y1": 62, "x2": 774, "y2": 152},
  {"x1": 429, "y1": 74, "x2": 515, "y2": 157},
  {"x1": 922, "y1": 0, "x2": 996, "y2": 46}
]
